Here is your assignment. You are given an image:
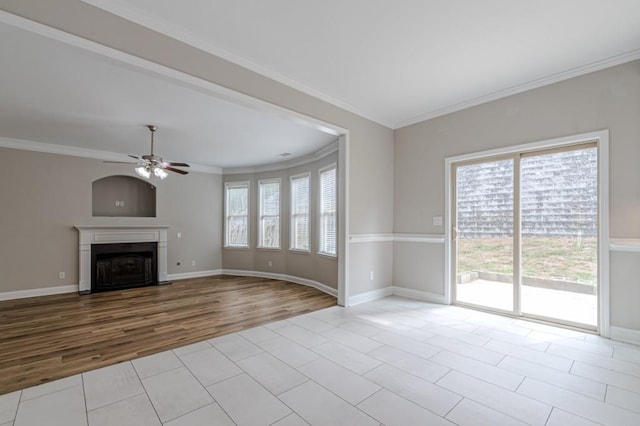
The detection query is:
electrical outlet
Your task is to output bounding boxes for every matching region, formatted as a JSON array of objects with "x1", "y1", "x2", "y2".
[
  {"x1": 268, "y1": 261, "x2": 273, "y2": 267},
  {"x1": 59, "y1": 272, "x2": 65, "y2": 279},
  {"x1": 177, "y1": 232, "x2": 182, "y2": 239},
  {"x1": 369, "y1": 271, "x2": 374, "y2": 281},
  {"x1": 433, "y1": 216, "x2": 443, "y2": 226},
  {"x1": 191, "y1": 260, "x2": 196, "y2": 266}
]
